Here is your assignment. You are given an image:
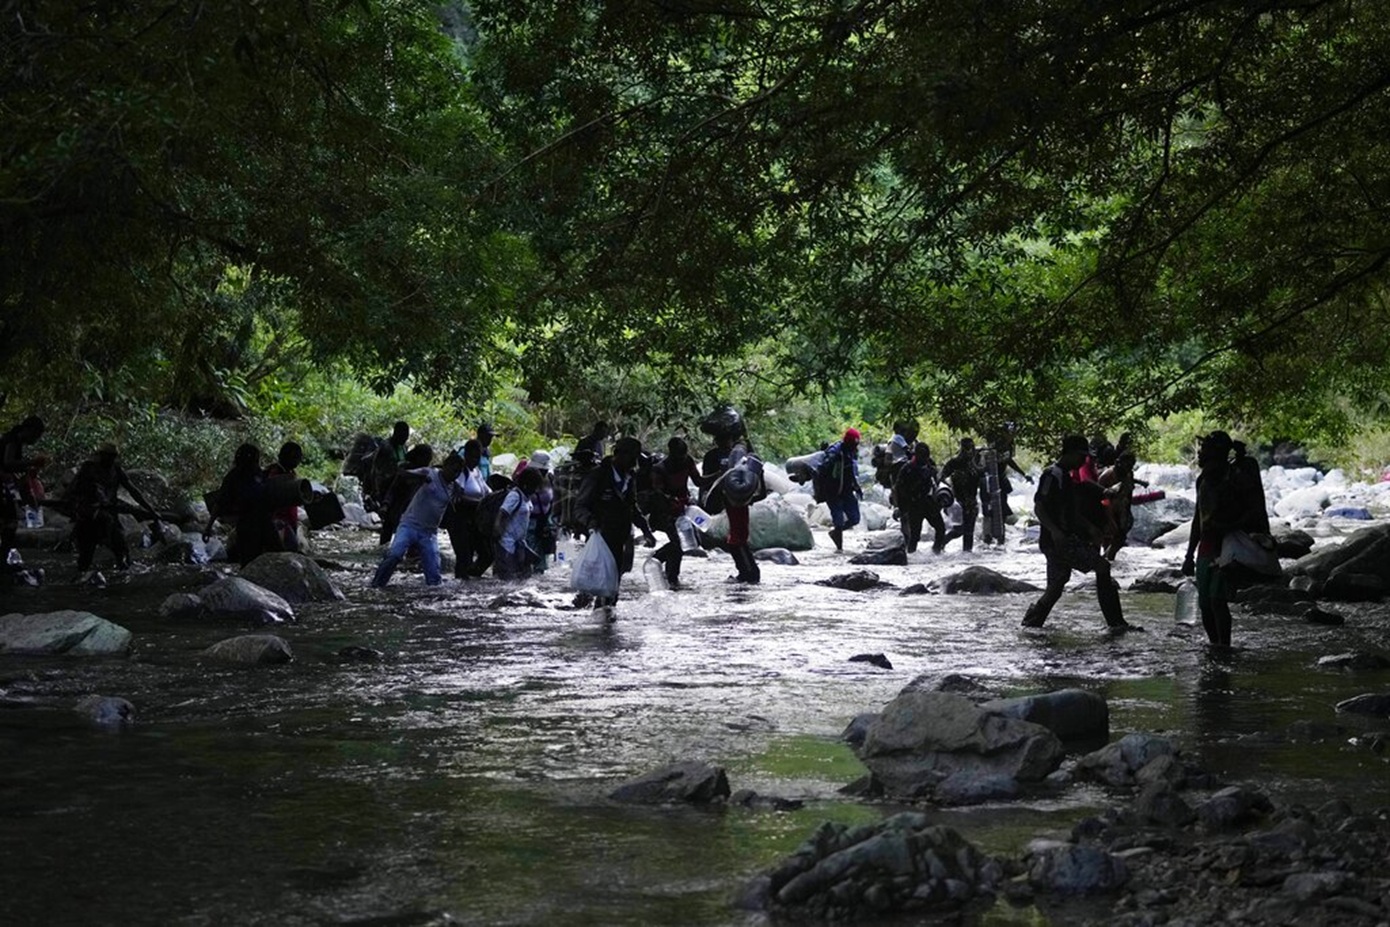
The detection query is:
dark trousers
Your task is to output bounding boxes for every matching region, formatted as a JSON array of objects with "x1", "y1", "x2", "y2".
[
  {"x1": 445, "y1": 503, "x2": 491, "y2": 577},
  {"x1": 75, "y1": 512, "x2": 129, "y2": 571},
  {"x1": 1024, "y1": 535, "x2": 1125, "y2": 628},
  {"x1": 901, "y1": 502, "x2": 945, "y2": 553}
]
